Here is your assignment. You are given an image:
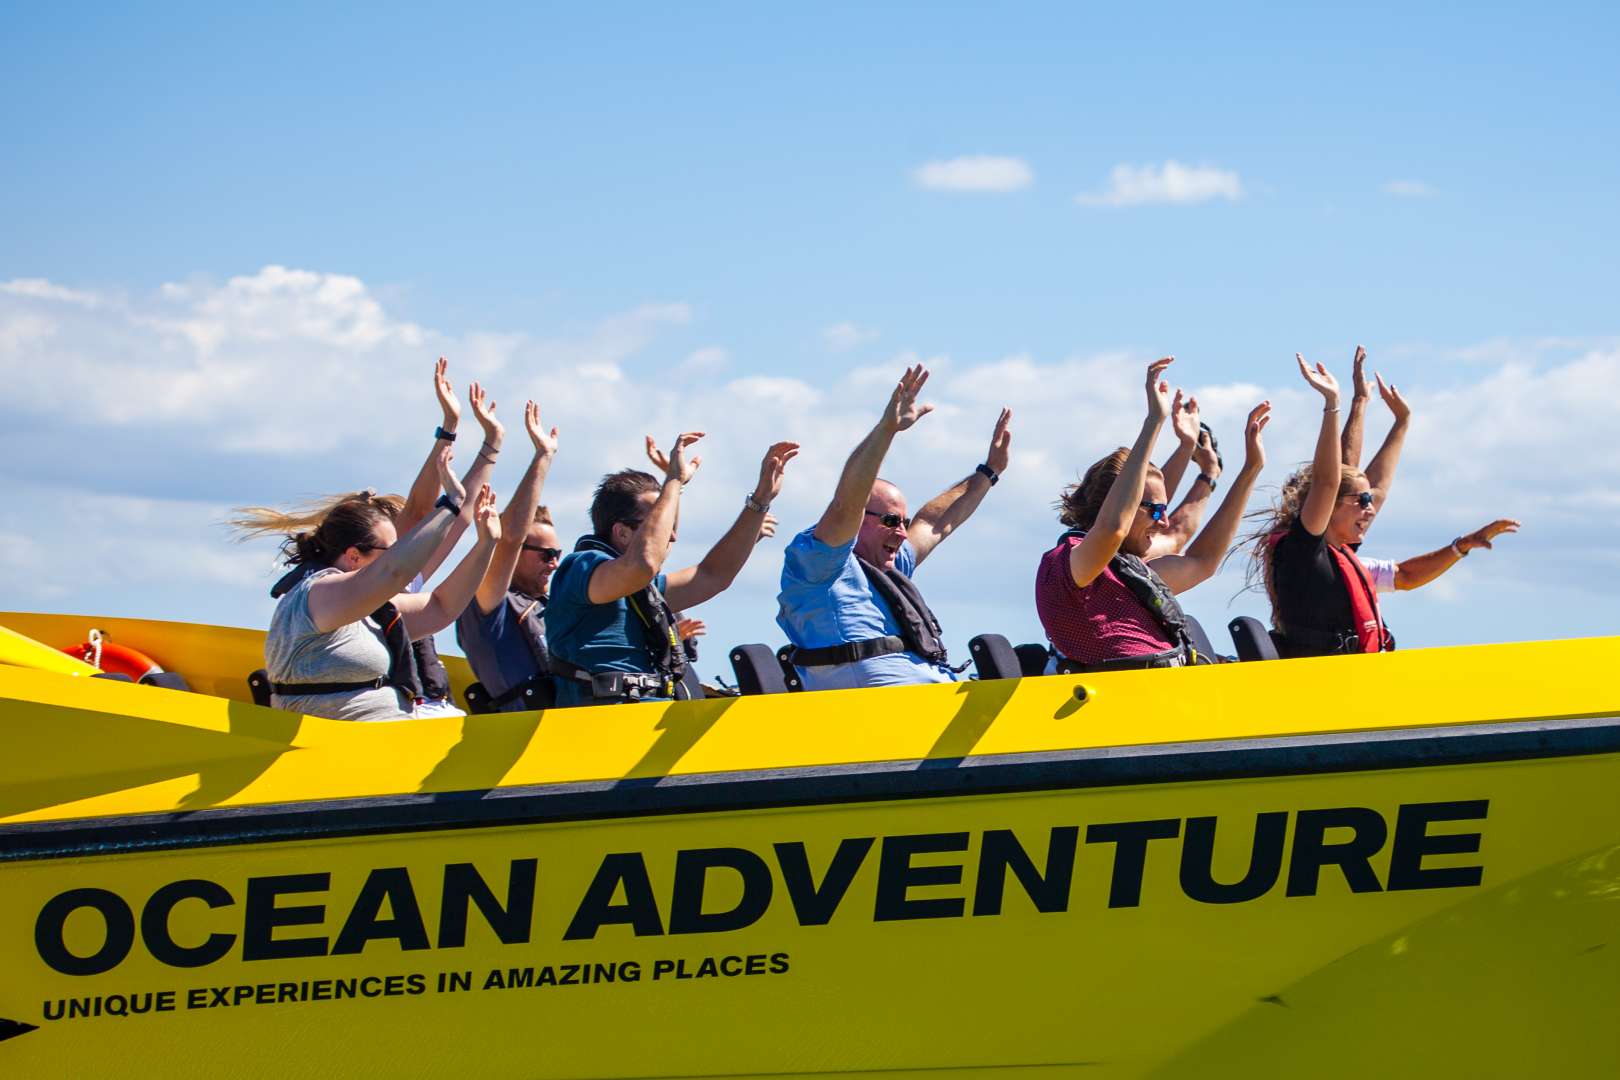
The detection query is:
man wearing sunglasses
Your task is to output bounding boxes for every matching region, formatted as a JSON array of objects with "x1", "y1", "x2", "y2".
[
  {"x1": 777, "y1": 363, "x2": 1013, "y2": 691},
  {"x1": 454, "y1": 400, "x2": 564, "y2": 711}
]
